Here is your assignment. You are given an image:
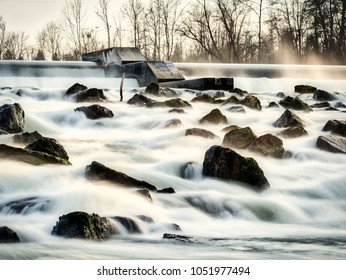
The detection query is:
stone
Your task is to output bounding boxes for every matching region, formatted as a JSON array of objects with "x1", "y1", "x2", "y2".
[
  {"x1": 12, "y1": 131, "x2": 43, "y2": 145},
  {"x1": 51, "y1": 211, "x2": 118, "y2": 240},
  {"x1": 157, "y1": 187, "x2": 176, "y2": 194},
  {"x1": 248, "y1": 134, "x2": 285, "y2": 158},
  {"x1": 127, "y1": 94, "x2": 154, "y2": 106},
  {"x1": 164, "y1": 119, "x2": 182, "y2": 128},
  {"x1": 279, "y1": 125, "x2": 308, "y2": 138},
  {"x1": 273, "y1": 109, "x2": 304, "y2": 128},
  {"x1": 294, "y1": 85, "x2": 317, "y2": 94},
  {"x1": 279, "y1": 96, "x2": 312, "y2": 111},
  {"x1": 230, "y1": 88, "x2": 248, "y2": 96},
  {"x1": 0, "y1": 103, "x2": 25, "y2": 134},
  {"x1": 111, "y1": 216, "x2": 142, "y2": 234},
  {"x1": 316, "y1": 135, "x2": 346, "y2": 154},
  {"x1": 311, "y1": 102, "x2": 330, "y2": 108},
  {"x1": 202, "y1": 145, "x2": 269, "y2": 191},
  {"x1": 169, "y1": 108, "x2": 185, "y2": 114},
  {"x1": 239, "y1": 95, "x2": 262, "y2": 110},
  {"x1": 185, "y1": 128, "x2": 217, "y2": 139},
  {"x1": 191, "y1": 94, "x2": 217, "y2": 104},
  {"x1": 146, "y1": 98, "x2": 192, "y2": 108},
  {"x1": 0, "y1": 196, "x2": 50, "y2": 214},
  {"x1": 66, "y1": 83, "x2": 87, "y2": 95},
  {"x1": 221, "y1": 125, "x2": 241, "y2": 133},
  {"x1": 227, "y1": 105, "x2": 245, "y2": 113},
  {"x1": 197, "y1": 90, "x2": 225, "y2": 98},
  {"x1": 223, "y1": 127, "x2": 257, "y2": 149},
  {"x1": 136, "y1": 189, "x2": 153, "y2": 202},
  {"x1": 199, "y1": 109, "x2": 228, "y2": 125},
  {"x1": 313, "y1": 89, "x2": 336, "y2": 101},
  {"x1": 268, "y1": 102, "x2": 280, "y2": 108},
  {"x1": 75, "y1": 104, "x2": 114, "y2": 120},
  {"x1": 75, "y1": 88, "x2": 107, "y2": 102},
  {"x1": 25, "y1": 137, "x2": 69, "y2": 161},
  {"x1": 322, "y1": 120, "x2": 346, "y2": 137},
  {"x1": 222, "y1": 96, "x2": 239, "y2": 105},
  {"x1": 0, "y1": 226, "x2": 20, "y2": 243}
]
